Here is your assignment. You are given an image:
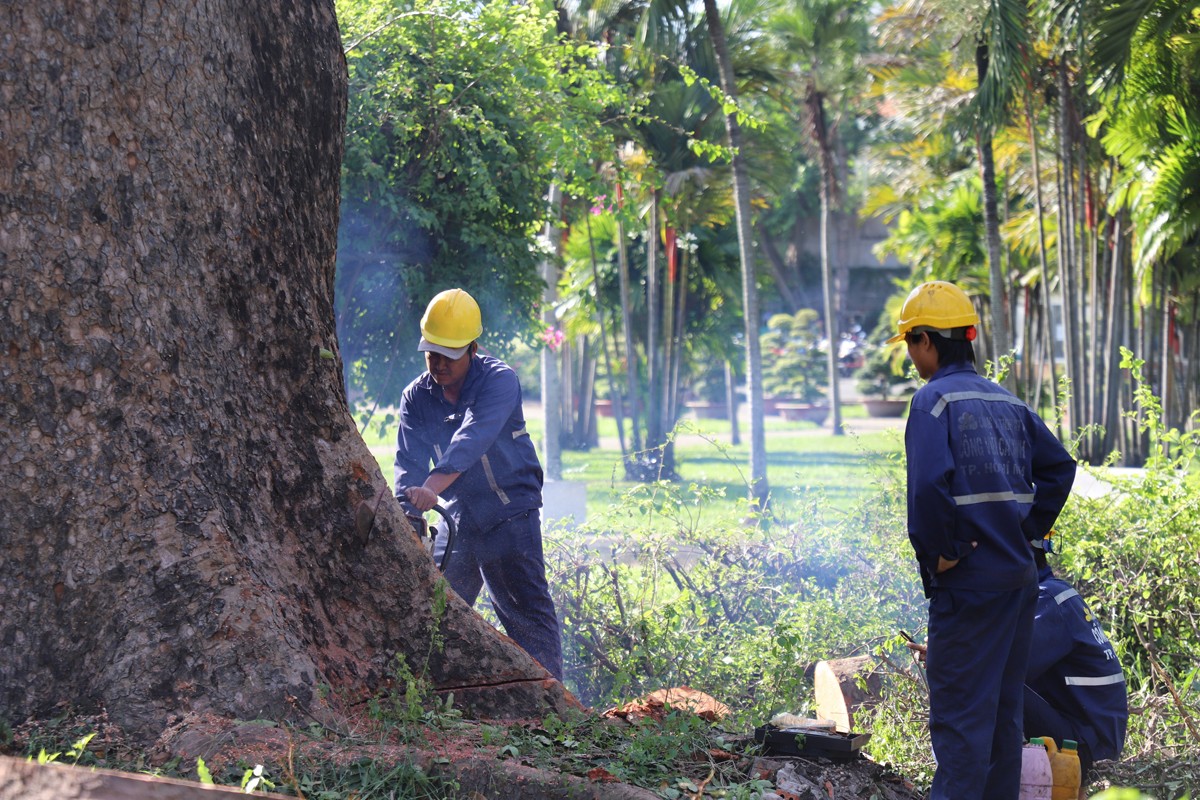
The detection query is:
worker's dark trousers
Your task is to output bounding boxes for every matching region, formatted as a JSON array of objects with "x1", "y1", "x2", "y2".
[
  {"x1": 927, "y1": 581, "x2": 1037, "y2": 800},
  {"x1": 433, "y1": 510, "x2": 564, "y2": 681}
]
